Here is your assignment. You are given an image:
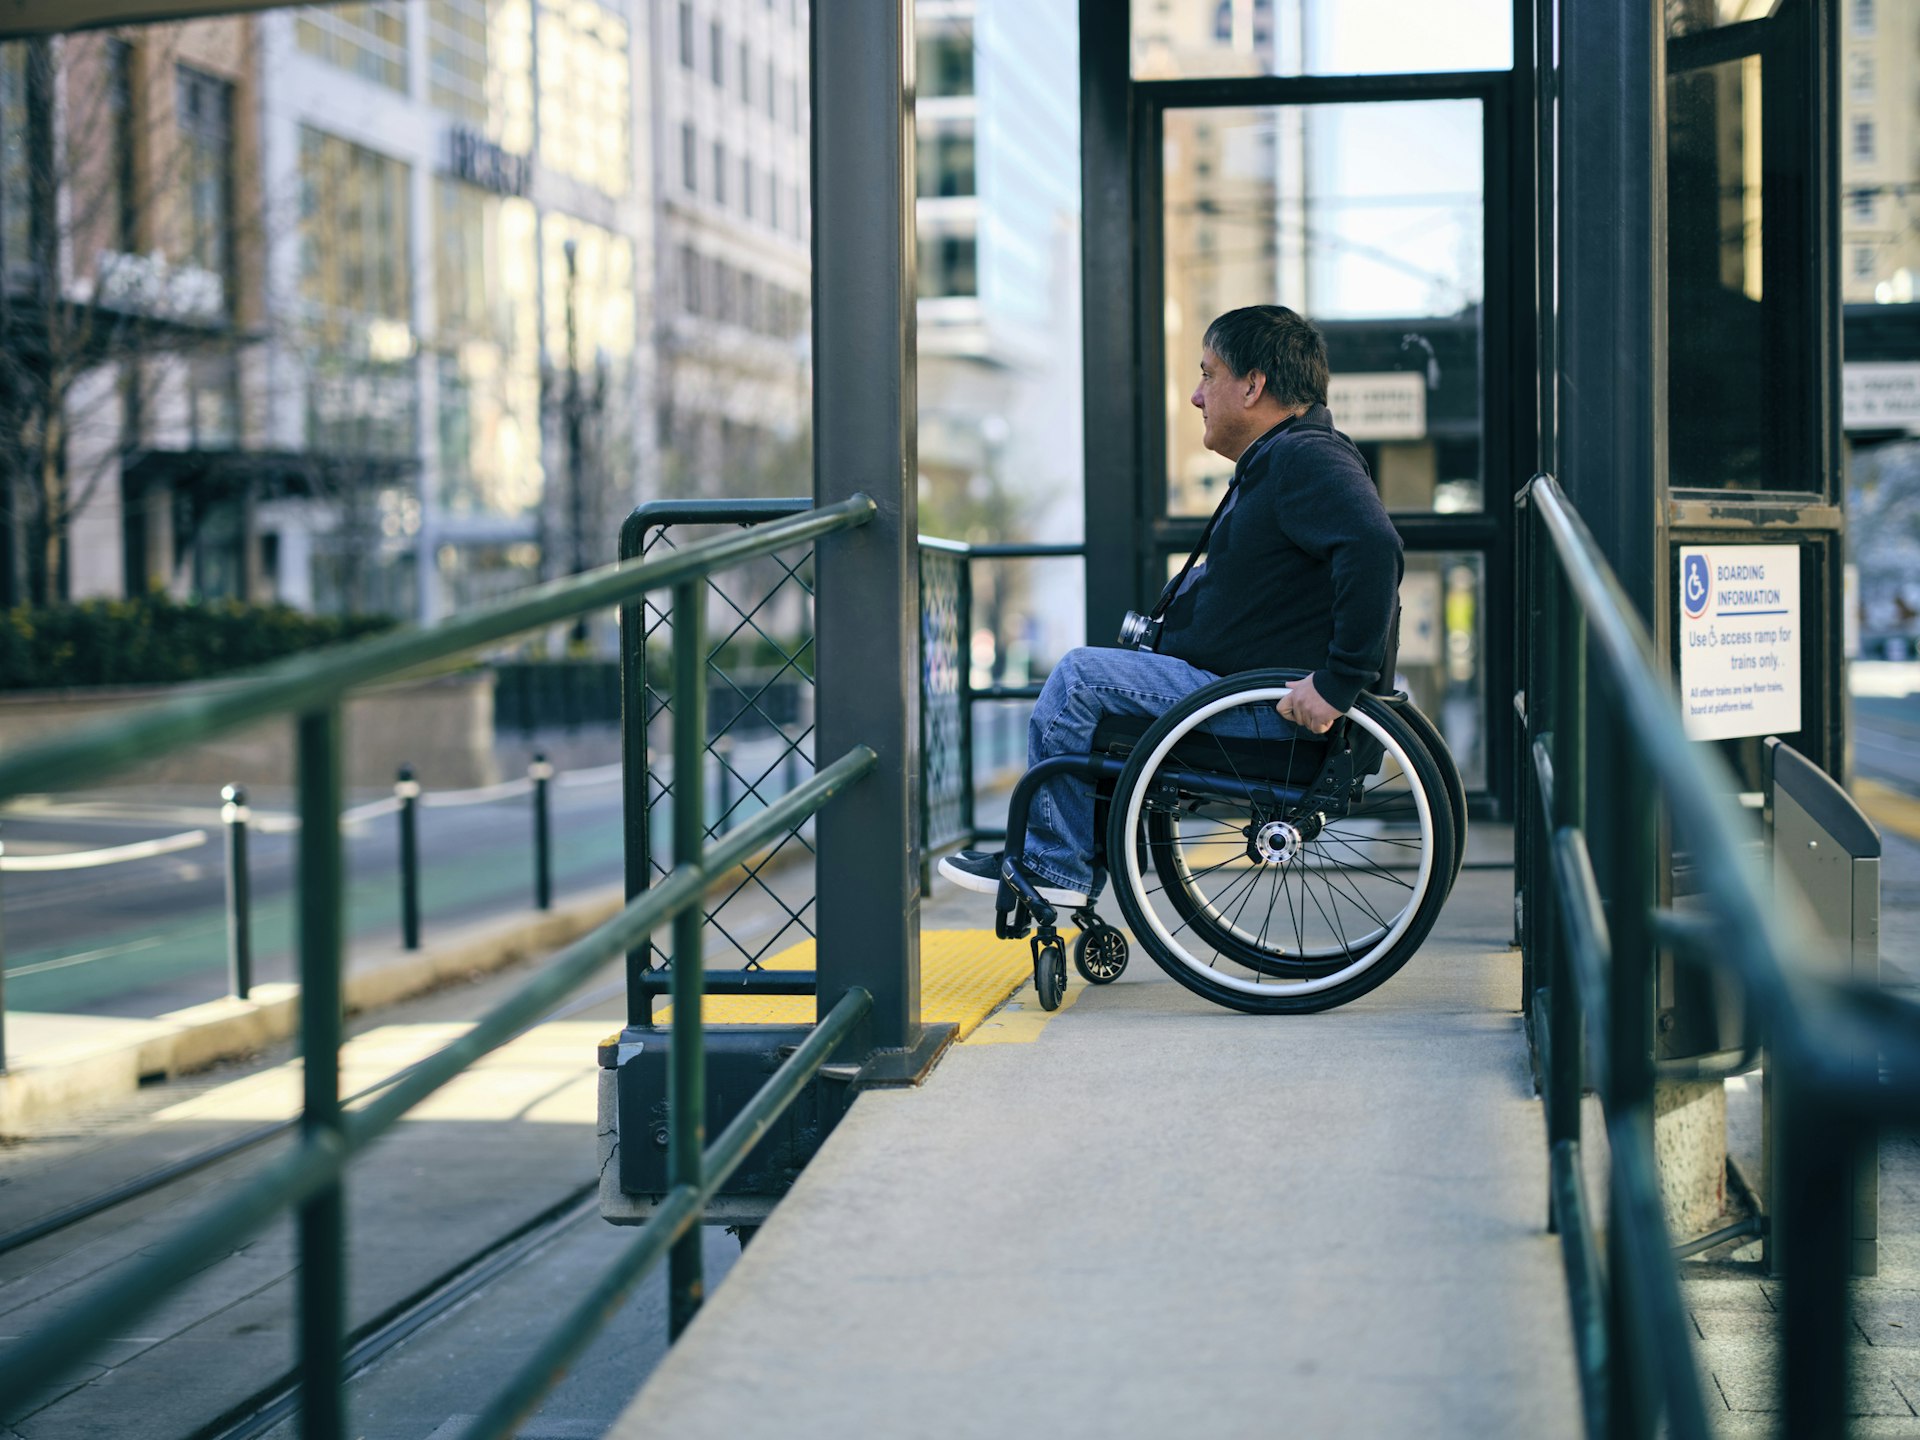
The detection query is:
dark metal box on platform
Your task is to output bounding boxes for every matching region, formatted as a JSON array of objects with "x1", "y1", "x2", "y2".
[{"x1": 602, "y1": 1025, "x2": 851, "y2": 1205}]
